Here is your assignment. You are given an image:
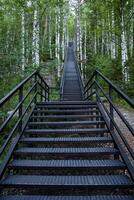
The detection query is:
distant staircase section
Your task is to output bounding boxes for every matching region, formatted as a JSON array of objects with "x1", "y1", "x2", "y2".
[{"x1": 61, "y1": 42, "x2": 83, "y2": 101}]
